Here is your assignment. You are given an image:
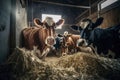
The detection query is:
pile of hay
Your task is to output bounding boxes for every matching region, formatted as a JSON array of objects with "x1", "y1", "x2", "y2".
[
  {"x1": 5, "y1": 48, "x2": 80, "y2": 80},
  {"x1": 1, "y1": 47, "x2": 120, "y2": 80},
  {"x1": 57, "y1": 53, "x2": 120, "y2": 80}
]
